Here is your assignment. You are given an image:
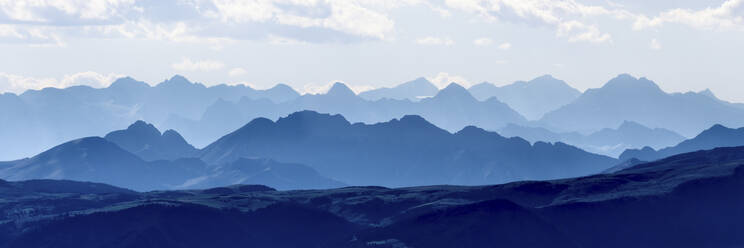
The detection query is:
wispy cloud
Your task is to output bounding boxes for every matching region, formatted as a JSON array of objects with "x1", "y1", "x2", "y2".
[
  {"x1": 416, "y1": 36, "x2": 454, "y2": 46},
  {"x1": 0, "y1": 71, "x2": 124, "y2": 94},
  {"x1": 473, "y1": 37, "x2": 493, "y2": 46},
  {"x1": 228, "y1": 67, "x2": 247, "y2": 77},
  {"x1": 633, "y1": 0, "x2": 744, "y2": 31},
  {"x1": 172, "y1": 58, "x2": 225, "y2": 72}
]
